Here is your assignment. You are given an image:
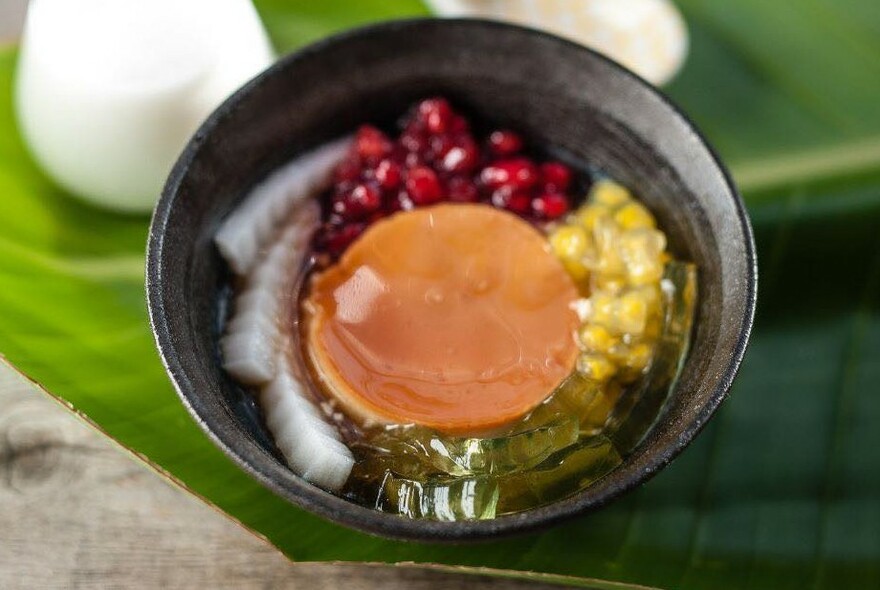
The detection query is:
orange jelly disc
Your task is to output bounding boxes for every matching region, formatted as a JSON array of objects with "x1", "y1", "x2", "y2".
[{"x1": 302, "y1": 203, "x2": 580, "y2": 435}]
